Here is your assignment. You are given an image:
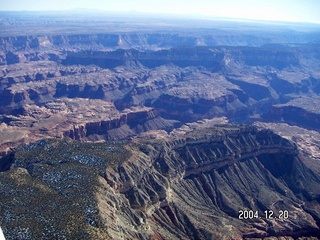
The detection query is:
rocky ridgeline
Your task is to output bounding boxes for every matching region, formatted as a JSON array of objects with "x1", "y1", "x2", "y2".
[
  {"x1": 0, "y1": 103, "x2": 177, "y2": 156},
  {"x1": 1, "y1": 28, "x2": 320, "y2": 52},
  {"x1": 1, "y1": 125, "x2": 319, "y2": 239},
  {"x1": 267, "y1": 97, "x2": 320, "y2": 131},
  {"x1": 62, "y1": 107, "x2": 176, "y2": 141},
  {"x1": 1, "y1": 13, "x2": 320, "y2": 240},
  {"x1": 1, "y1": 43, "x2": 320, "y2": 155}
]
